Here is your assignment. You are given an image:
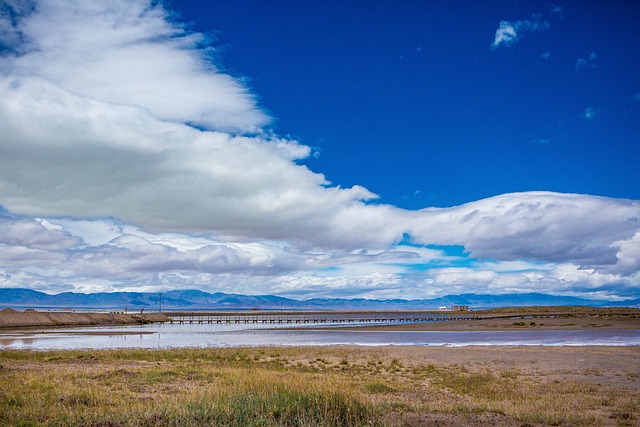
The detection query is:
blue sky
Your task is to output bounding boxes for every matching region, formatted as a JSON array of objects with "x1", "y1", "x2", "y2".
[
  {"x1": 177, "y1": 0, "x2": 640, "y2": 208},
  {"x1": 0, "y1": 0, "x2": 639, "y2": 301}
]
